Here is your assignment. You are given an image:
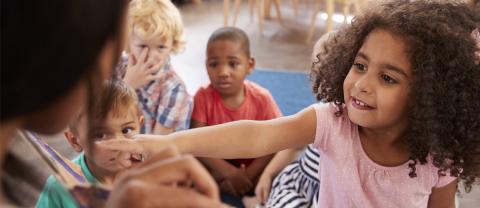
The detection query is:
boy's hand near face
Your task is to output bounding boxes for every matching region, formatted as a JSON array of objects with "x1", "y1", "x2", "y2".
[{"x1": 123, "y1": 48, "x2": 163, "y2": 89}]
